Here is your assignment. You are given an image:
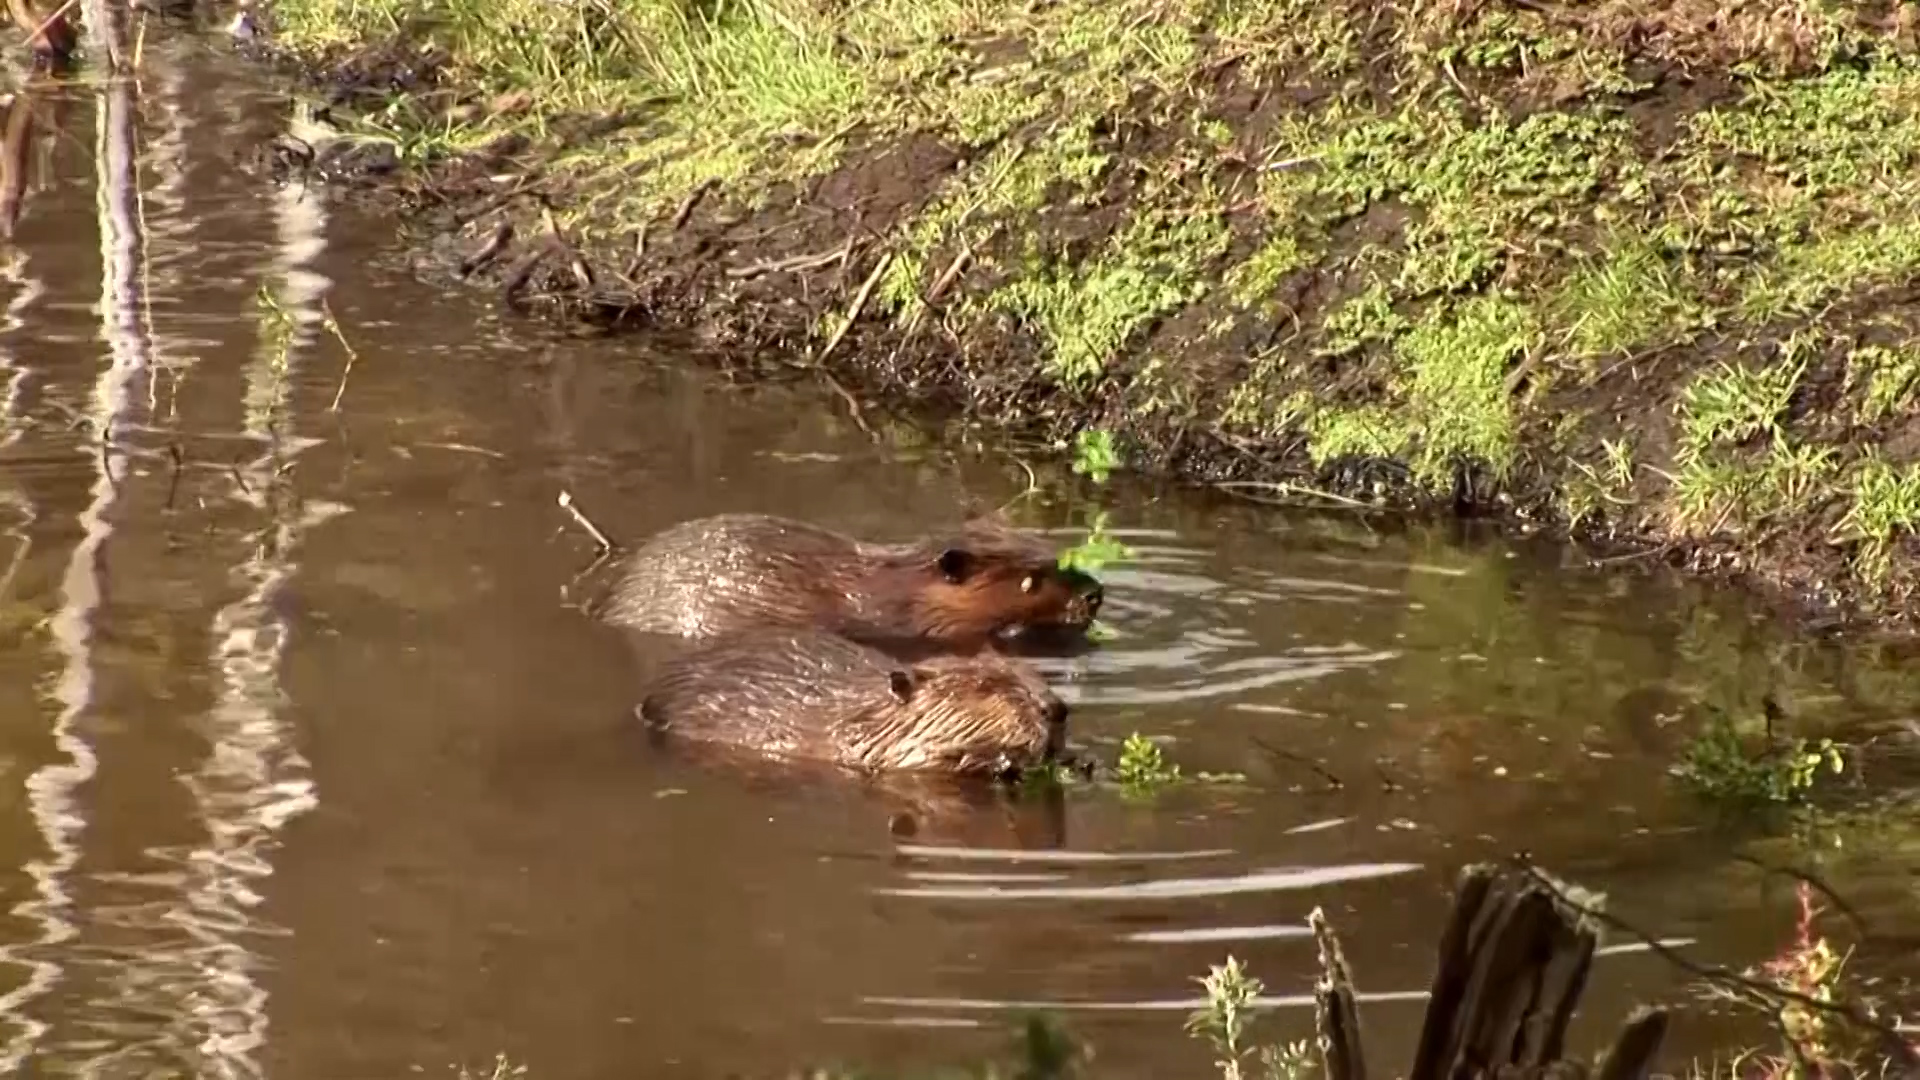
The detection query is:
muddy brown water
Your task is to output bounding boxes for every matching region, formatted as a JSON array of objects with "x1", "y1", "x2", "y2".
[{"x1": 3, "y1": 36, "x2": 1920, "y2": 1080}]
